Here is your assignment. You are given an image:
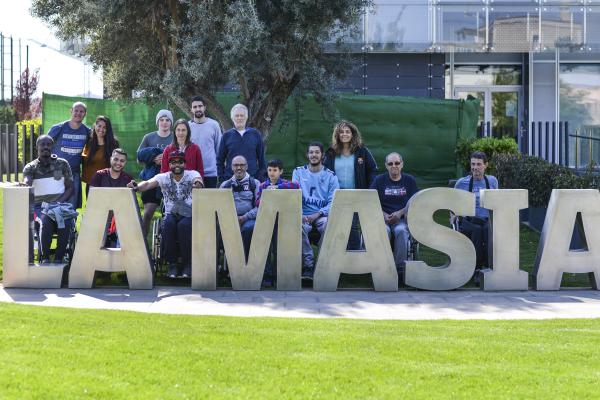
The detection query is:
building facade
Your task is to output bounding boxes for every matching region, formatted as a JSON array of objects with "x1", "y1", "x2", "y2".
[{"x1": 337, "y1": 0, "x2": 600, "y2": 166}]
